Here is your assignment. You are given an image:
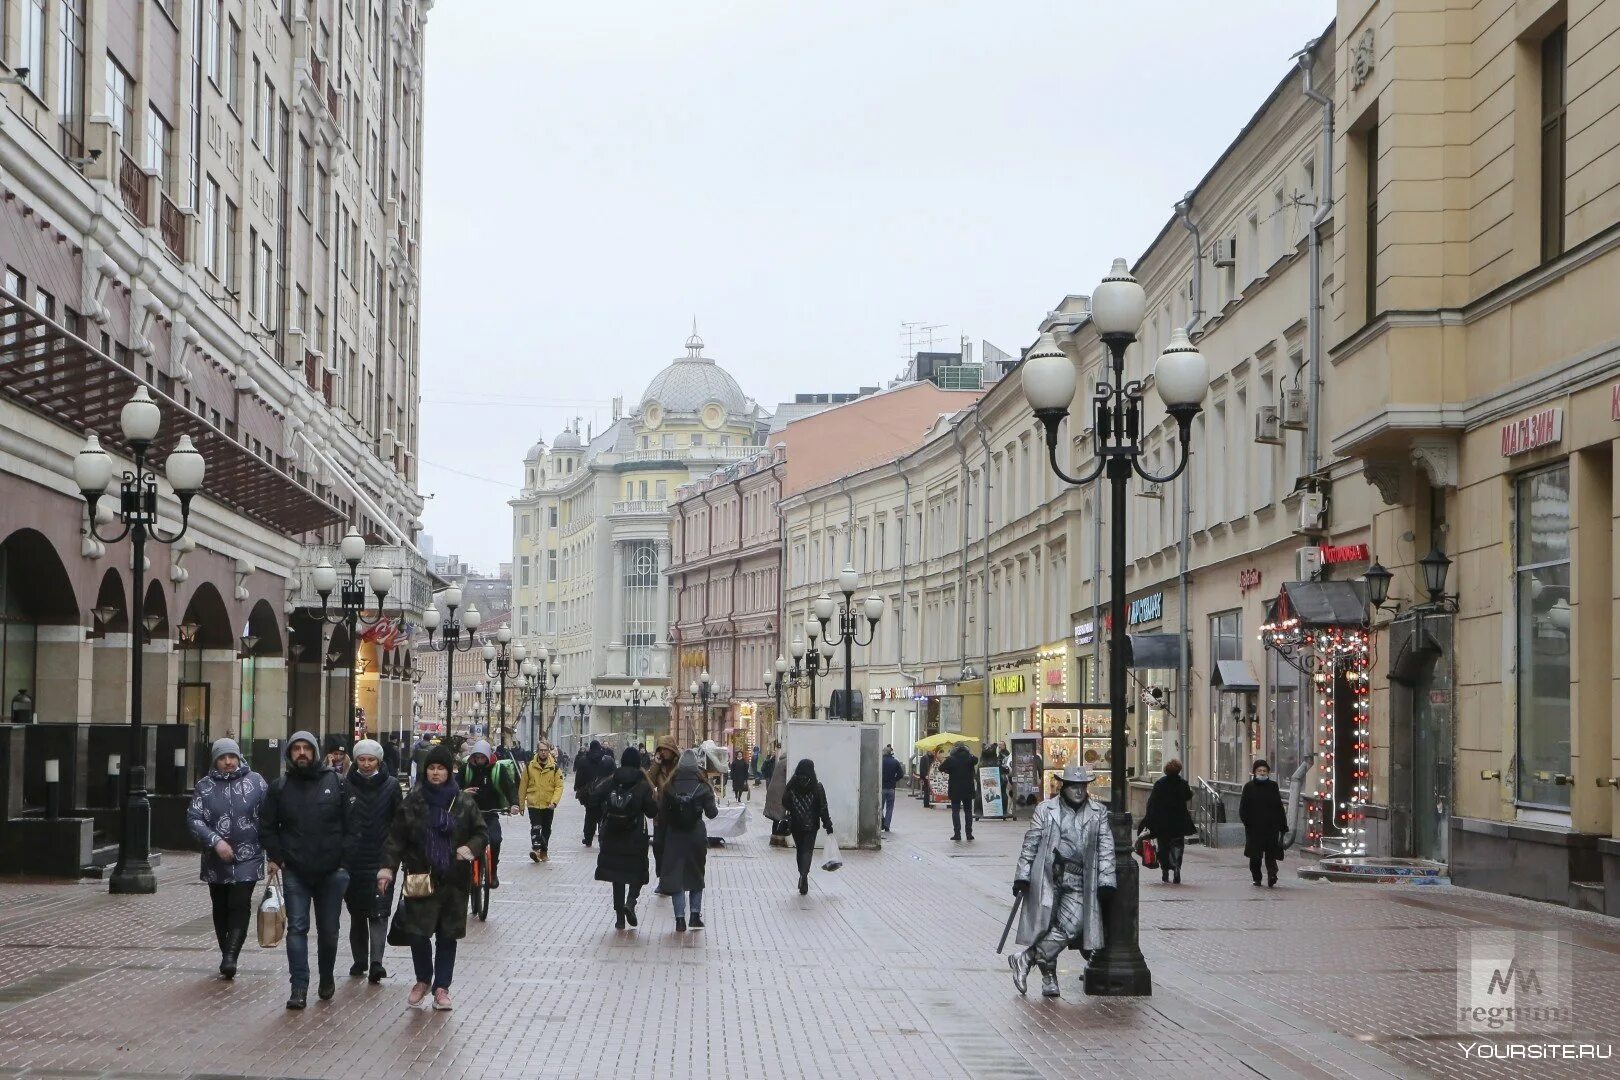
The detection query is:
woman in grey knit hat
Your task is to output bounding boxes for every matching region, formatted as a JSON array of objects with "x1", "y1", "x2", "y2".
[{"x1": 185, "y1": 737, "x2": 269, "y2": 979}]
